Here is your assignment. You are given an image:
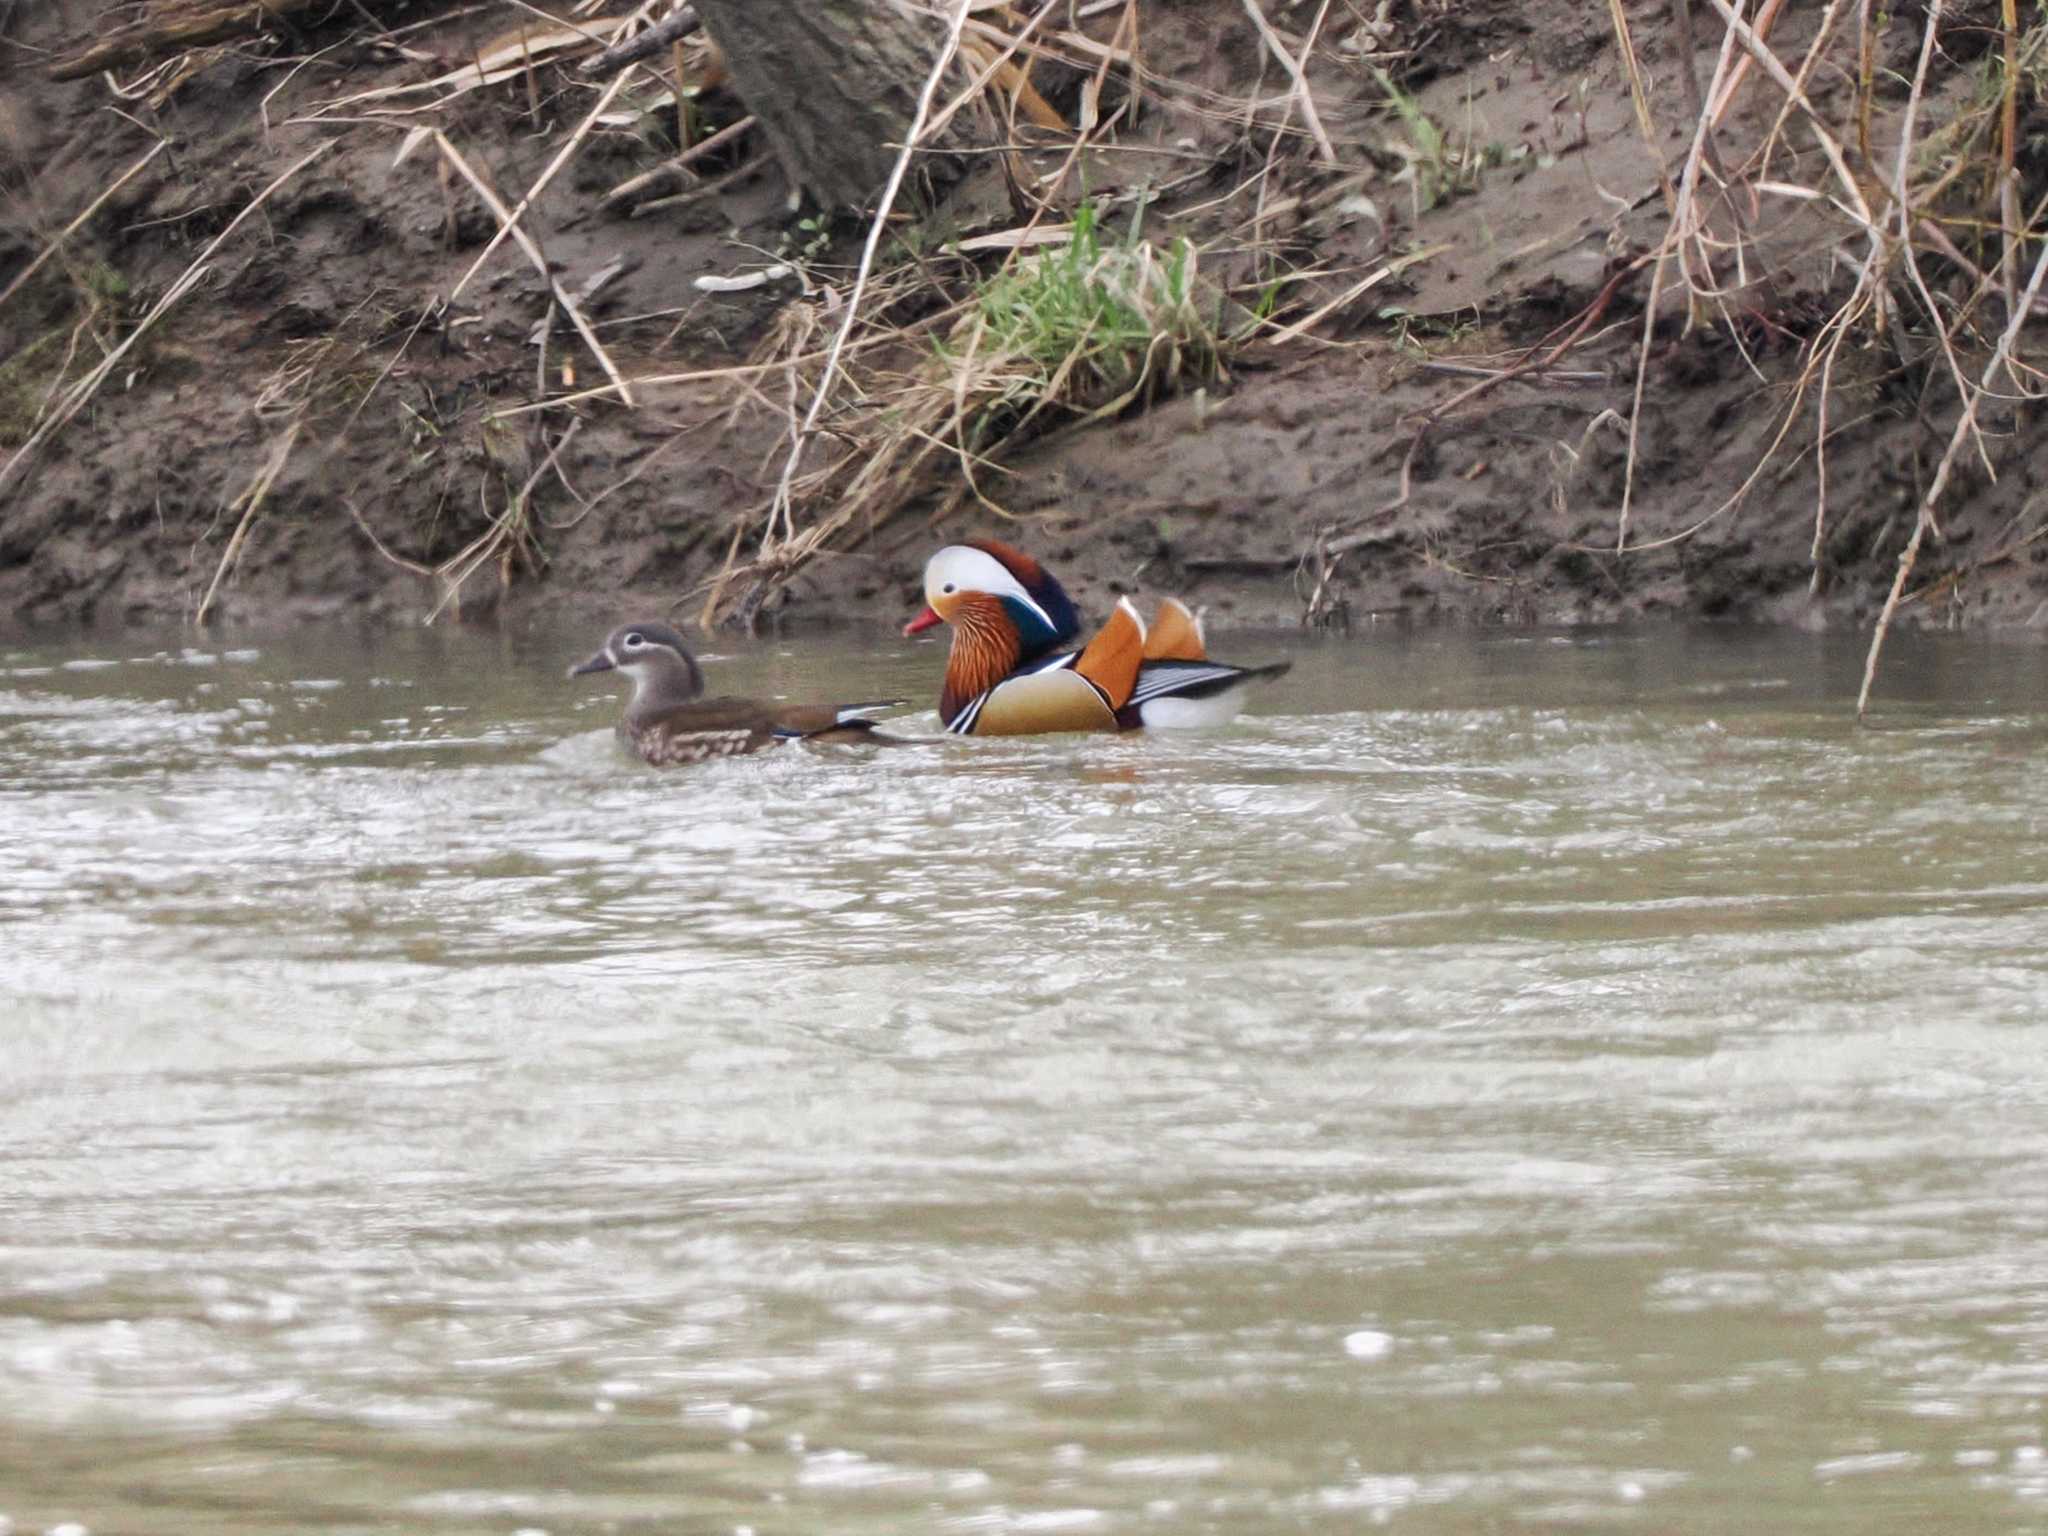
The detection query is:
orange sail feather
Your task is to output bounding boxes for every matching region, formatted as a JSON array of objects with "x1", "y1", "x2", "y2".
[
  {"x1": 1142, "y1": 597, "x2": 1207, "y2": 662},
  {"x1": 1072, "y1": 596, "x2": 1146, "y2": 710}
]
